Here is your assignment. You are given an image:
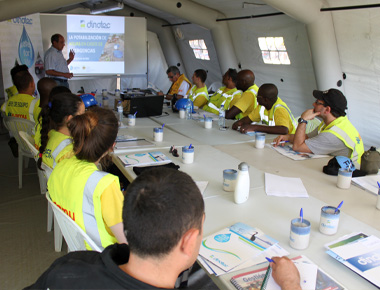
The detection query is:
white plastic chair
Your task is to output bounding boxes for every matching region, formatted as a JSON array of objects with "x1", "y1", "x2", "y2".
[
  {"x1": 46, "y1": 193, "x2": 102, "y2": 252},
  {"x1": 19, "y1": 131, "x2": 63, "y2": 251},
  {"x1": 3, "y1": 116, "x2": 35, "y2": 188}
]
